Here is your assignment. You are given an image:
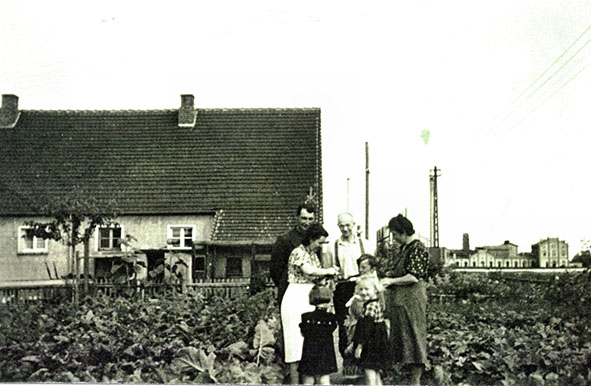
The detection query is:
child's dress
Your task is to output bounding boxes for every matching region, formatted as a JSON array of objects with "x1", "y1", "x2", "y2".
[
  {"x1": 298, "y1": 308, "x2": 338, "y2": 376},
  {"x1": 352, "y1": 298, "x2": 392, "y2": 371},
  {"x1": 344, "y1": 271, "x2": 386, "y2": 354}
]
